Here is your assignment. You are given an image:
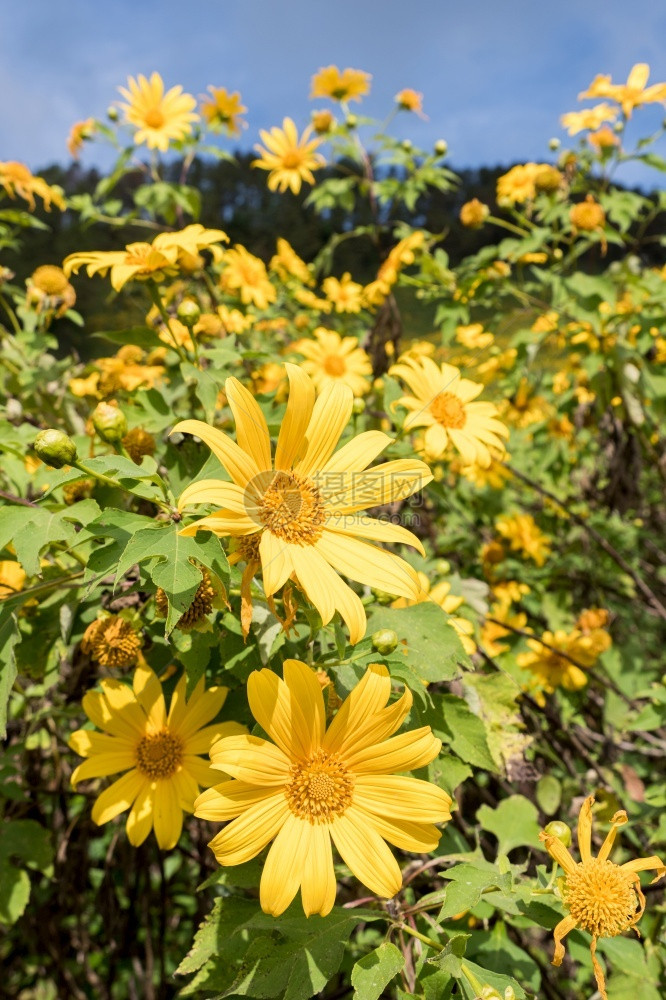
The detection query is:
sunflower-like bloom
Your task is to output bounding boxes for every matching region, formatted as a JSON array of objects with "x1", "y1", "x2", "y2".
[
  {"x1": 390, "y1": 357, "x2": 508, "y2": 467},
  {"x1": 153, "y1": 223, "x2": 228, "y2": 264},
  {"x1": 517, "y1": 628, "x2": 611, "y2": 700},
  {"x1": 63, "y1": 243, "x2": 178, "y2": 292},
  {"x1": 200, "y1": 86, "x2": 247, "y2": 134},
  {"x1": 579, "y1": 63, "x2": 666, "y2": 118},
  {"x1": 323, "y1": 272, "x2": 364, "y2": 313},
  {"x1": 67, "y1": 118, "x2": 96, "y2": 159},
  {"x1": 270, "y1": 238, "x2": 313, "y2": 285},
  {"x1": 395, "y1": 89, "x2": 425, "y2": 116},
  {"x1": 292, "y1": 327, "x2": 372, "y2": 397},
  {"x1": 310, "y1": 66, "x2": 371, "y2": 102},
  {"x1": 173, "y1": 365, "x2": 431, "y2": 643},
  {"x1": 560, "y1": 103, "x2": 618, "y2": 135},
  {"x1": 0, "y1": 161, "x2": 65, "y2": 212},
  {"x1": 219, "y1": 245, "x2": 277, "y2": 309},
  {"x1": 118, "y1": 72, "x2": 198, "y2": 151},
  {"x1": 252, "y1": 118, "x2": 325, "y2": 194},
  {"x1": 69, "y1": 664, "x2": 245, "y2": 849},
  {"x1": 196, "y1": 659, "x2": 451, "y2": 916},
  {"x1": 496, "y1": 513, "x2": 551, "y2": 566},
  {"x1": 541, "y1": 796, "x2": 666, "y2": 1000},
  {"x1": 496, "y1": 163, "x2": 559, "y2": 207}
]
